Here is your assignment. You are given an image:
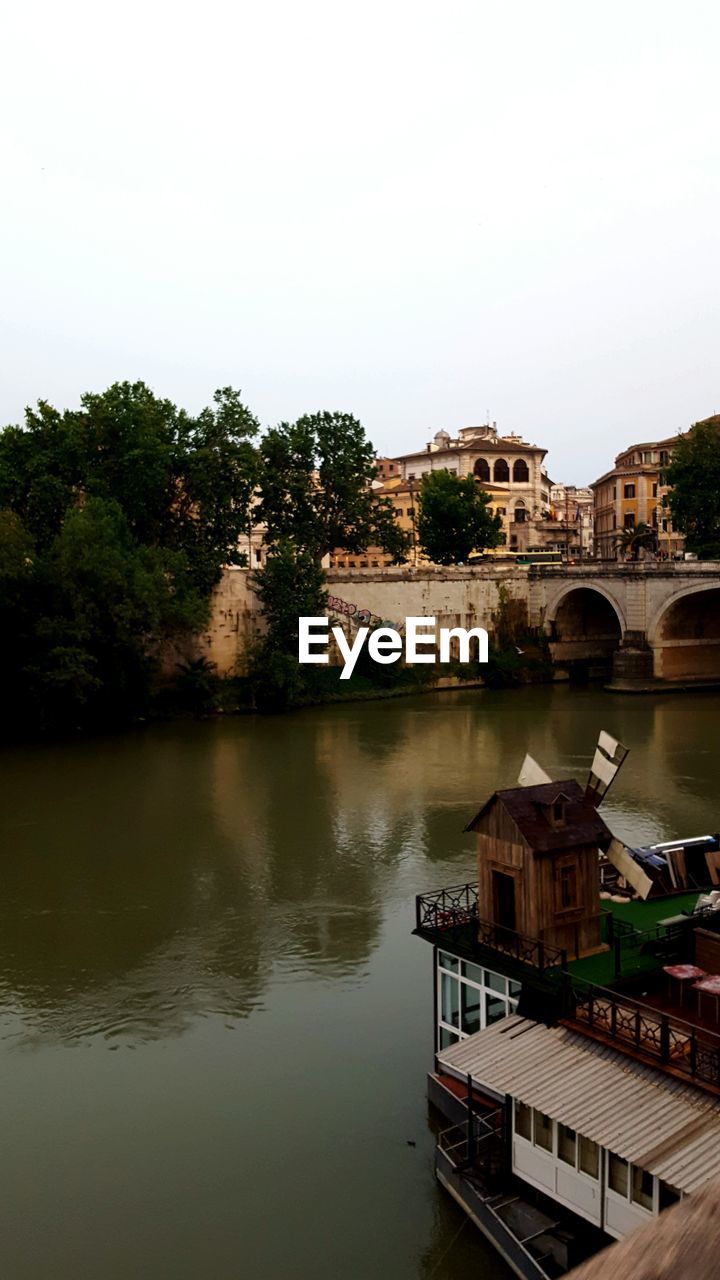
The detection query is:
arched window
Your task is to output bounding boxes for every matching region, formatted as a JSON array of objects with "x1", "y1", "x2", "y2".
[
  {"x1": 474, "y1": 458, "x2": 490, "y2": 482},
  {"x1": 514, "y1": 500, "x2": 527, "y2": 524},
  {"x1": 494, "y1": 458, "x2": 509, "y2": 483},
  {"x1": 513, "y1": 459, "x2": 529, "y2": 483}
]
